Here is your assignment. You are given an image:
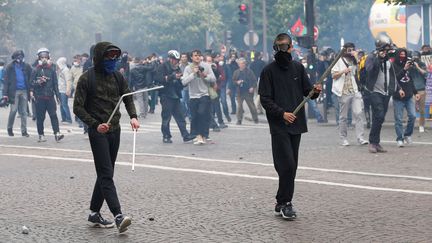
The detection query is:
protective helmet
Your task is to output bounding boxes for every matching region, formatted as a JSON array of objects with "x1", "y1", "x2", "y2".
[
  {"x1": 11, "y1": 50, "x2": 25, "y2": 60},
  {"x1": 375, "y1": 32, "x2": 392, "y2": 50},
  {"x1": 167, "y1": 50, "x2": 180, "y2": 60},
  {"x1": 37, "y1": 47, "x2": 50, "y2": 58}
]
